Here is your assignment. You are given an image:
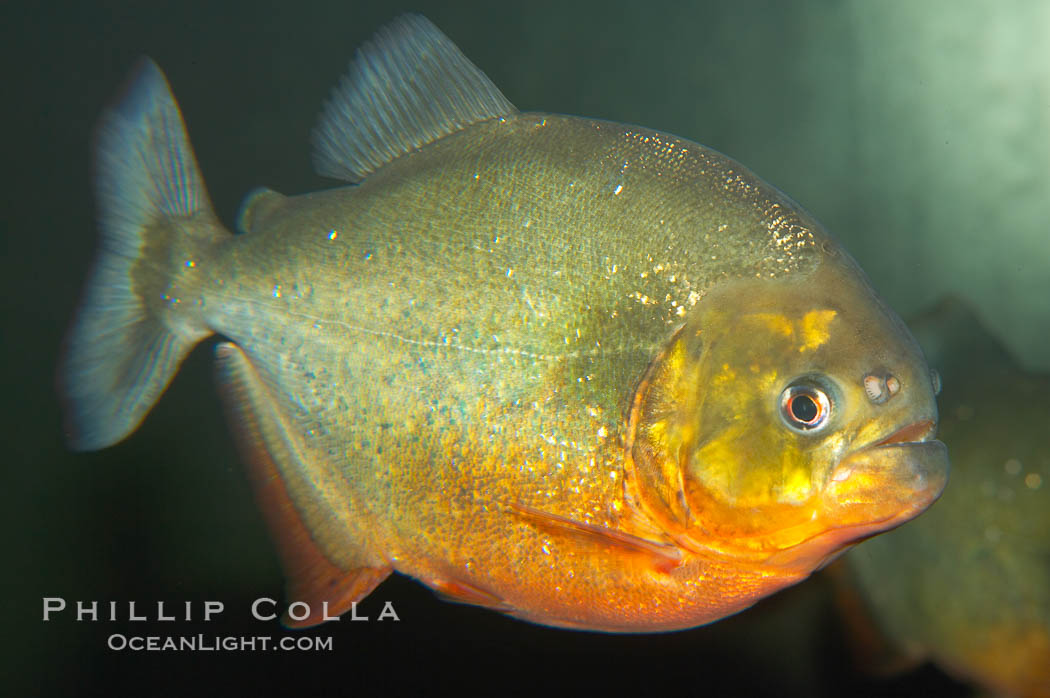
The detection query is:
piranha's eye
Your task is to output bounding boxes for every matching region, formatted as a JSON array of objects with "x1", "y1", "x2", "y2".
[{"x1": 779, "y1": 381, "x2": 833, "y2": 433}]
